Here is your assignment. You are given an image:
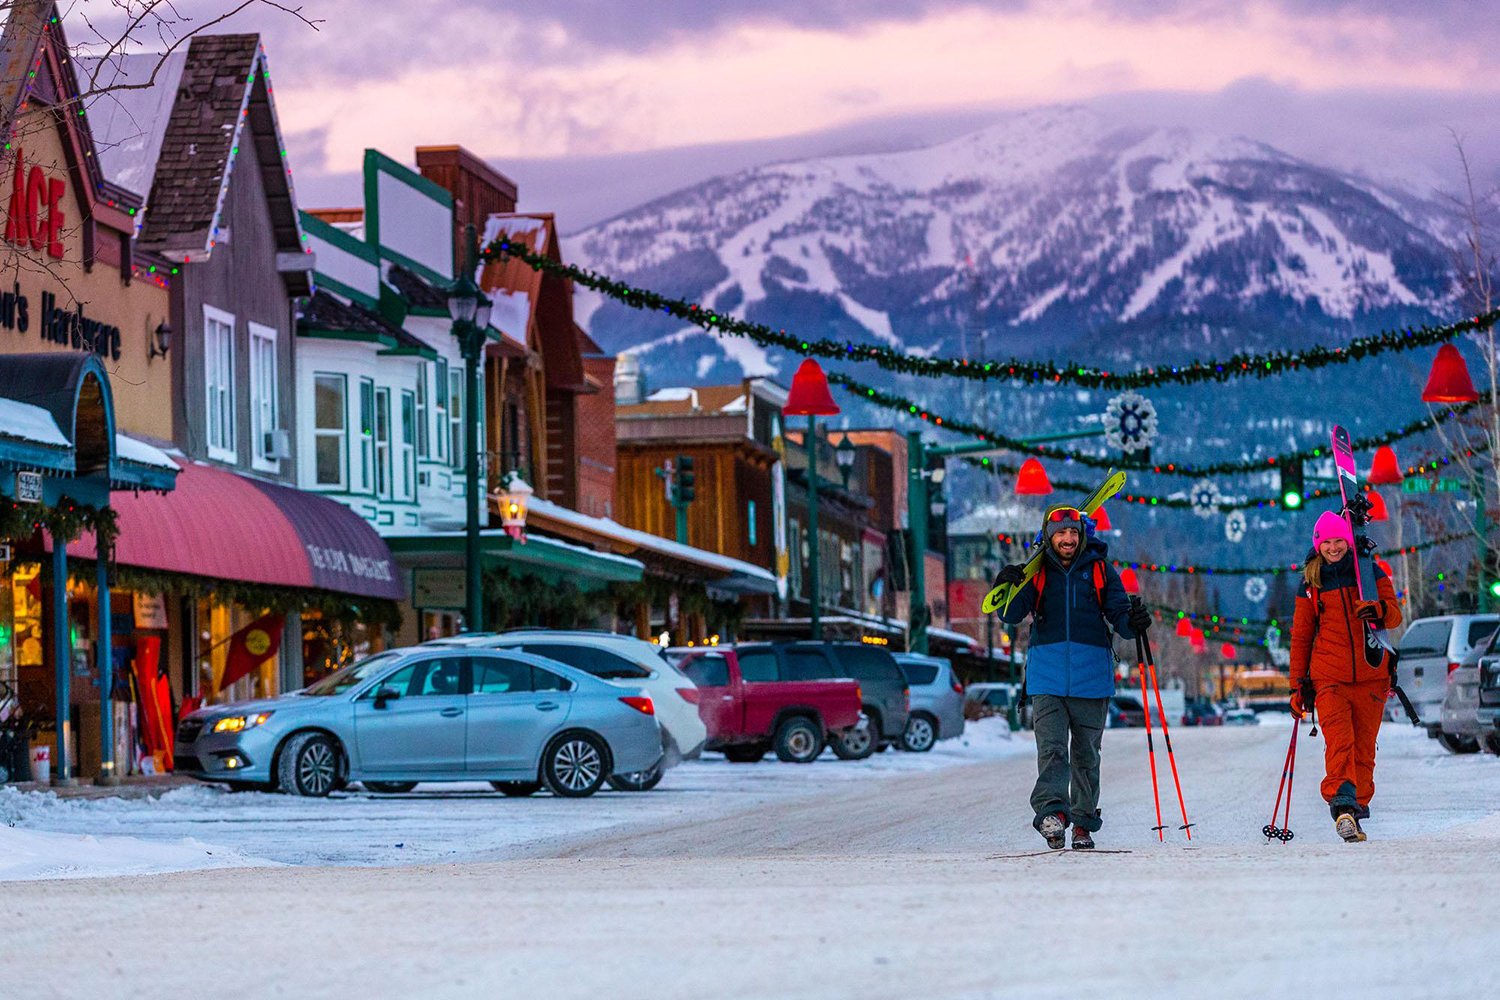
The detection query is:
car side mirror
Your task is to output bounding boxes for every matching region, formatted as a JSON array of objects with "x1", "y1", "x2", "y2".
[{"x1": 373, "y1": 686, "x2": 401, "y2": 709}]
